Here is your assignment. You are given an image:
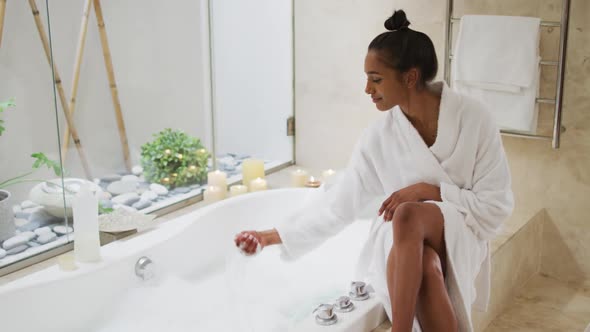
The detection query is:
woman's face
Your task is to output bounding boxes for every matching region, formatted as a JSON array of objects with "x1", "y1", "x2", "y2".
[{"x1": 364, "y1": 50, "x2": 408, "y2": 111}]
